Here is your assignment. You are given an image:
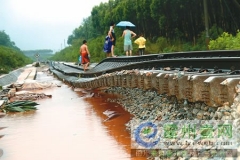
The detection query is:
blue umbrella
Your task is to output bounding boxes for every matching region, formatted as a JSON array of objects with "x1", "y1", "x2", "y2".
[{"x1": 116, "y1": 21, "x2": 135, "y2": 27}]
